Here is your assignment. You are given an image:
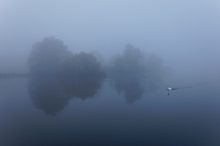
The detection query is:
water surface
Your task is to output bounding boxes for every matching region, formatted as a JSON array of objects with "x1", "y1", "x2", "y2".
[{"x1": 0, "y1": 78, "x2": 220, "y2": 146}]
